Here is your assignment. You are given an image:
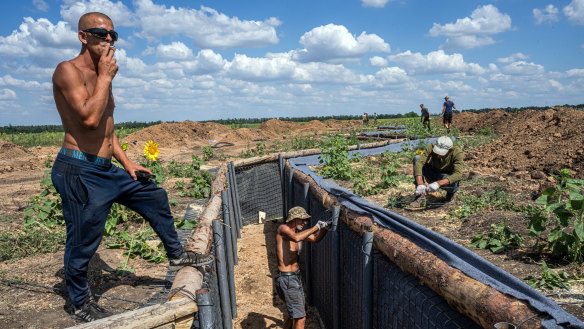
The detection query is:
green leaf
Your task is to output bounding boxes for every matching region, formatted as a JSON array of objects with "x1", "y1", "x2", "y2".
[{"x1": 575, "y1": 219, "x2": 584, "y2": 241}]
